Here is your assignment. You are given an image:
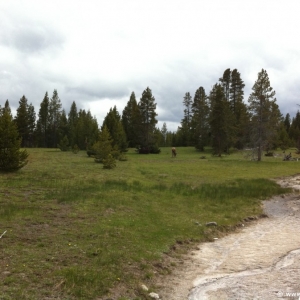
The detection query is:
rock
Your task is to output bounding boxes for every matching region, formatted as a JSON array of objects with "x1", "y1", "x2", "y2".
[
  {"x1": 2, "y1": 271, "x2": 11, "y2": 276},
  {"x1": 141, "y1": 284, "x2": 148, "y2": 291},
  {"x1": 206, "y1": 222, "x2": 217, "y2": 226},
  {"x1": 149, "y1": 292, "x2": 160, "y2": 299}
]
